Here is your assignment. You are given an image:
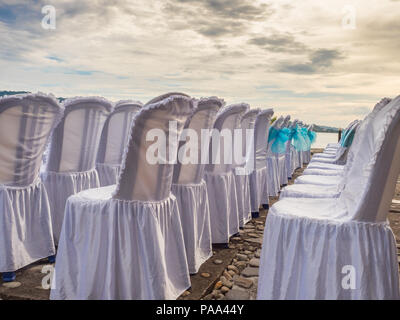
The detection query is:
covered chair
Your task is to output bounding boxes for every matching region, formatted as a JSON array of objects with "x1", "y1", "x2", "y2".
[
  {"x1": 96, "y1": 100, "x2": 142, "y2": 186},
  {"x1": 250, "y1": 109, "x2": 274, "y2": 214},
  {"x1": 42, "y1": 97, "x2": 112, "y2": 244},
  {"x1": 258, "y1": 95, "x2": 400, "y2": 300},
  {"x1": 266, "y1": 114, "x2": 280, "y2": 196},
  {"x1": 234, "y1": 108, "x2": 260, "y2": 227},
  {"x1": 204, "y1": 103, "x2": 248, "y2": 244},
  {"x1": 50, "y1": 93, "x2": 195, "y2": 300},
  {"x1": 172, "y1": 96, "x2": 223, "y2": 274},
  {"x1": 0, "y1": 93, "x2": 63, "y2": 281}
]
